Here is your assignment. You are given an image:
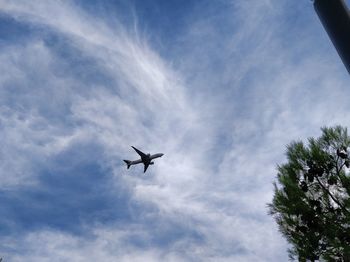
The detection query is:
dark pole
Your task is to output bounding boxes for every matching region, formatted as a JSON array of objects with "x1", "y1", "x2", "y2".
[{"x1": 314, "y1": 0, "x2": 350, "y2": 74}]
